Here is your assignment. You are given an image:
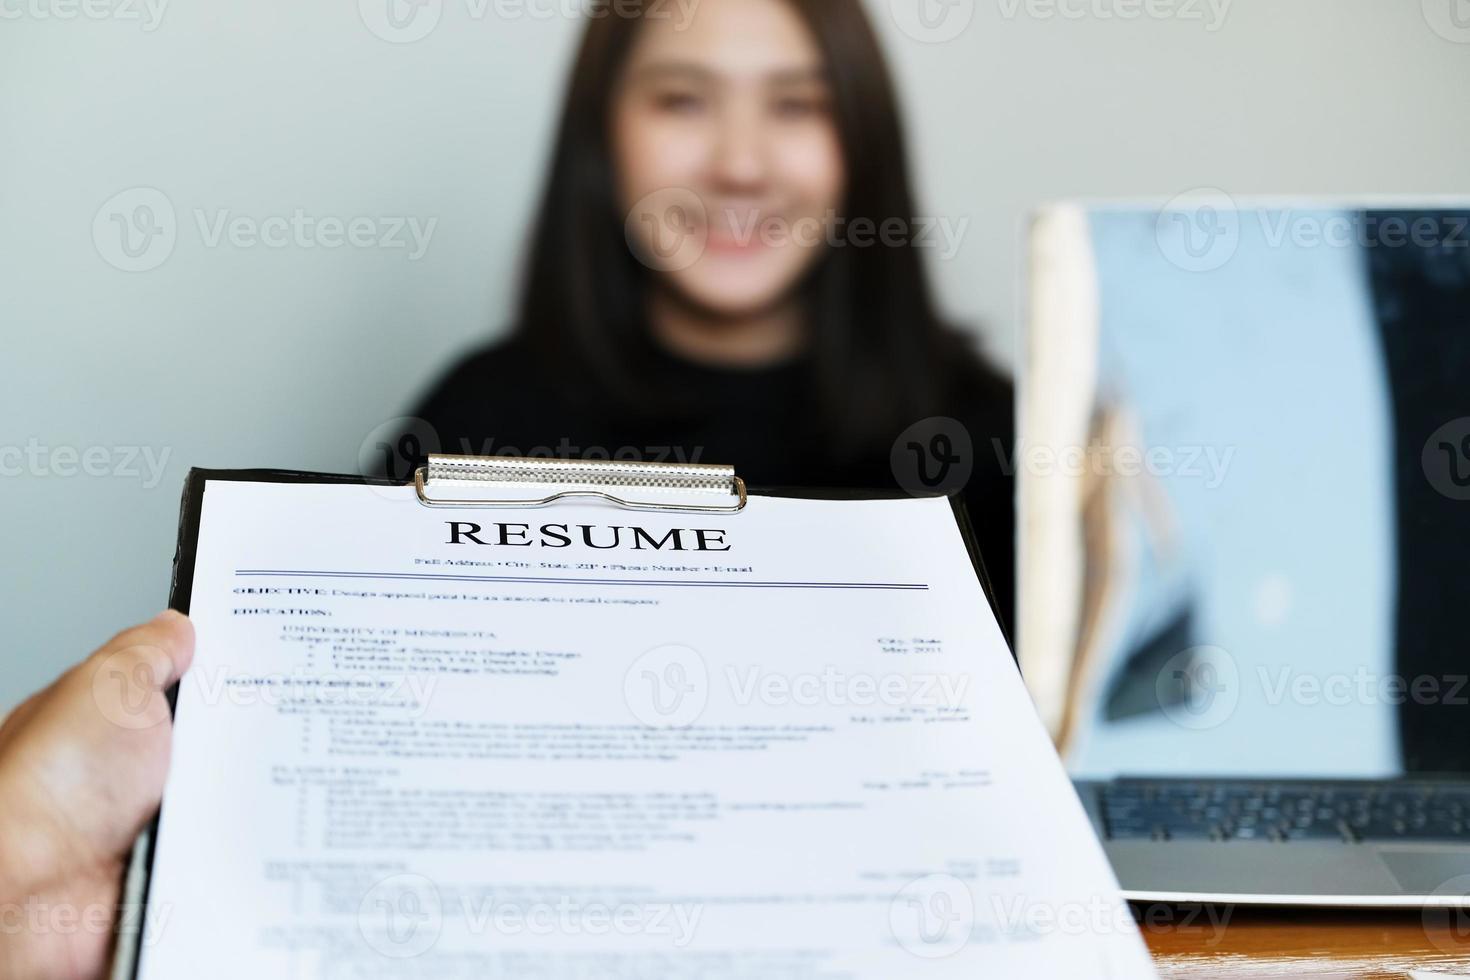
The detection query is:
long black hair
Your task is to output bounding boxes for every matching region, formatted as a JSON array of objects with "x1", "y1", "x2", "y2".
[{"x1": 515, "y1": 0, "x2": 1002, "y2": 458}]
